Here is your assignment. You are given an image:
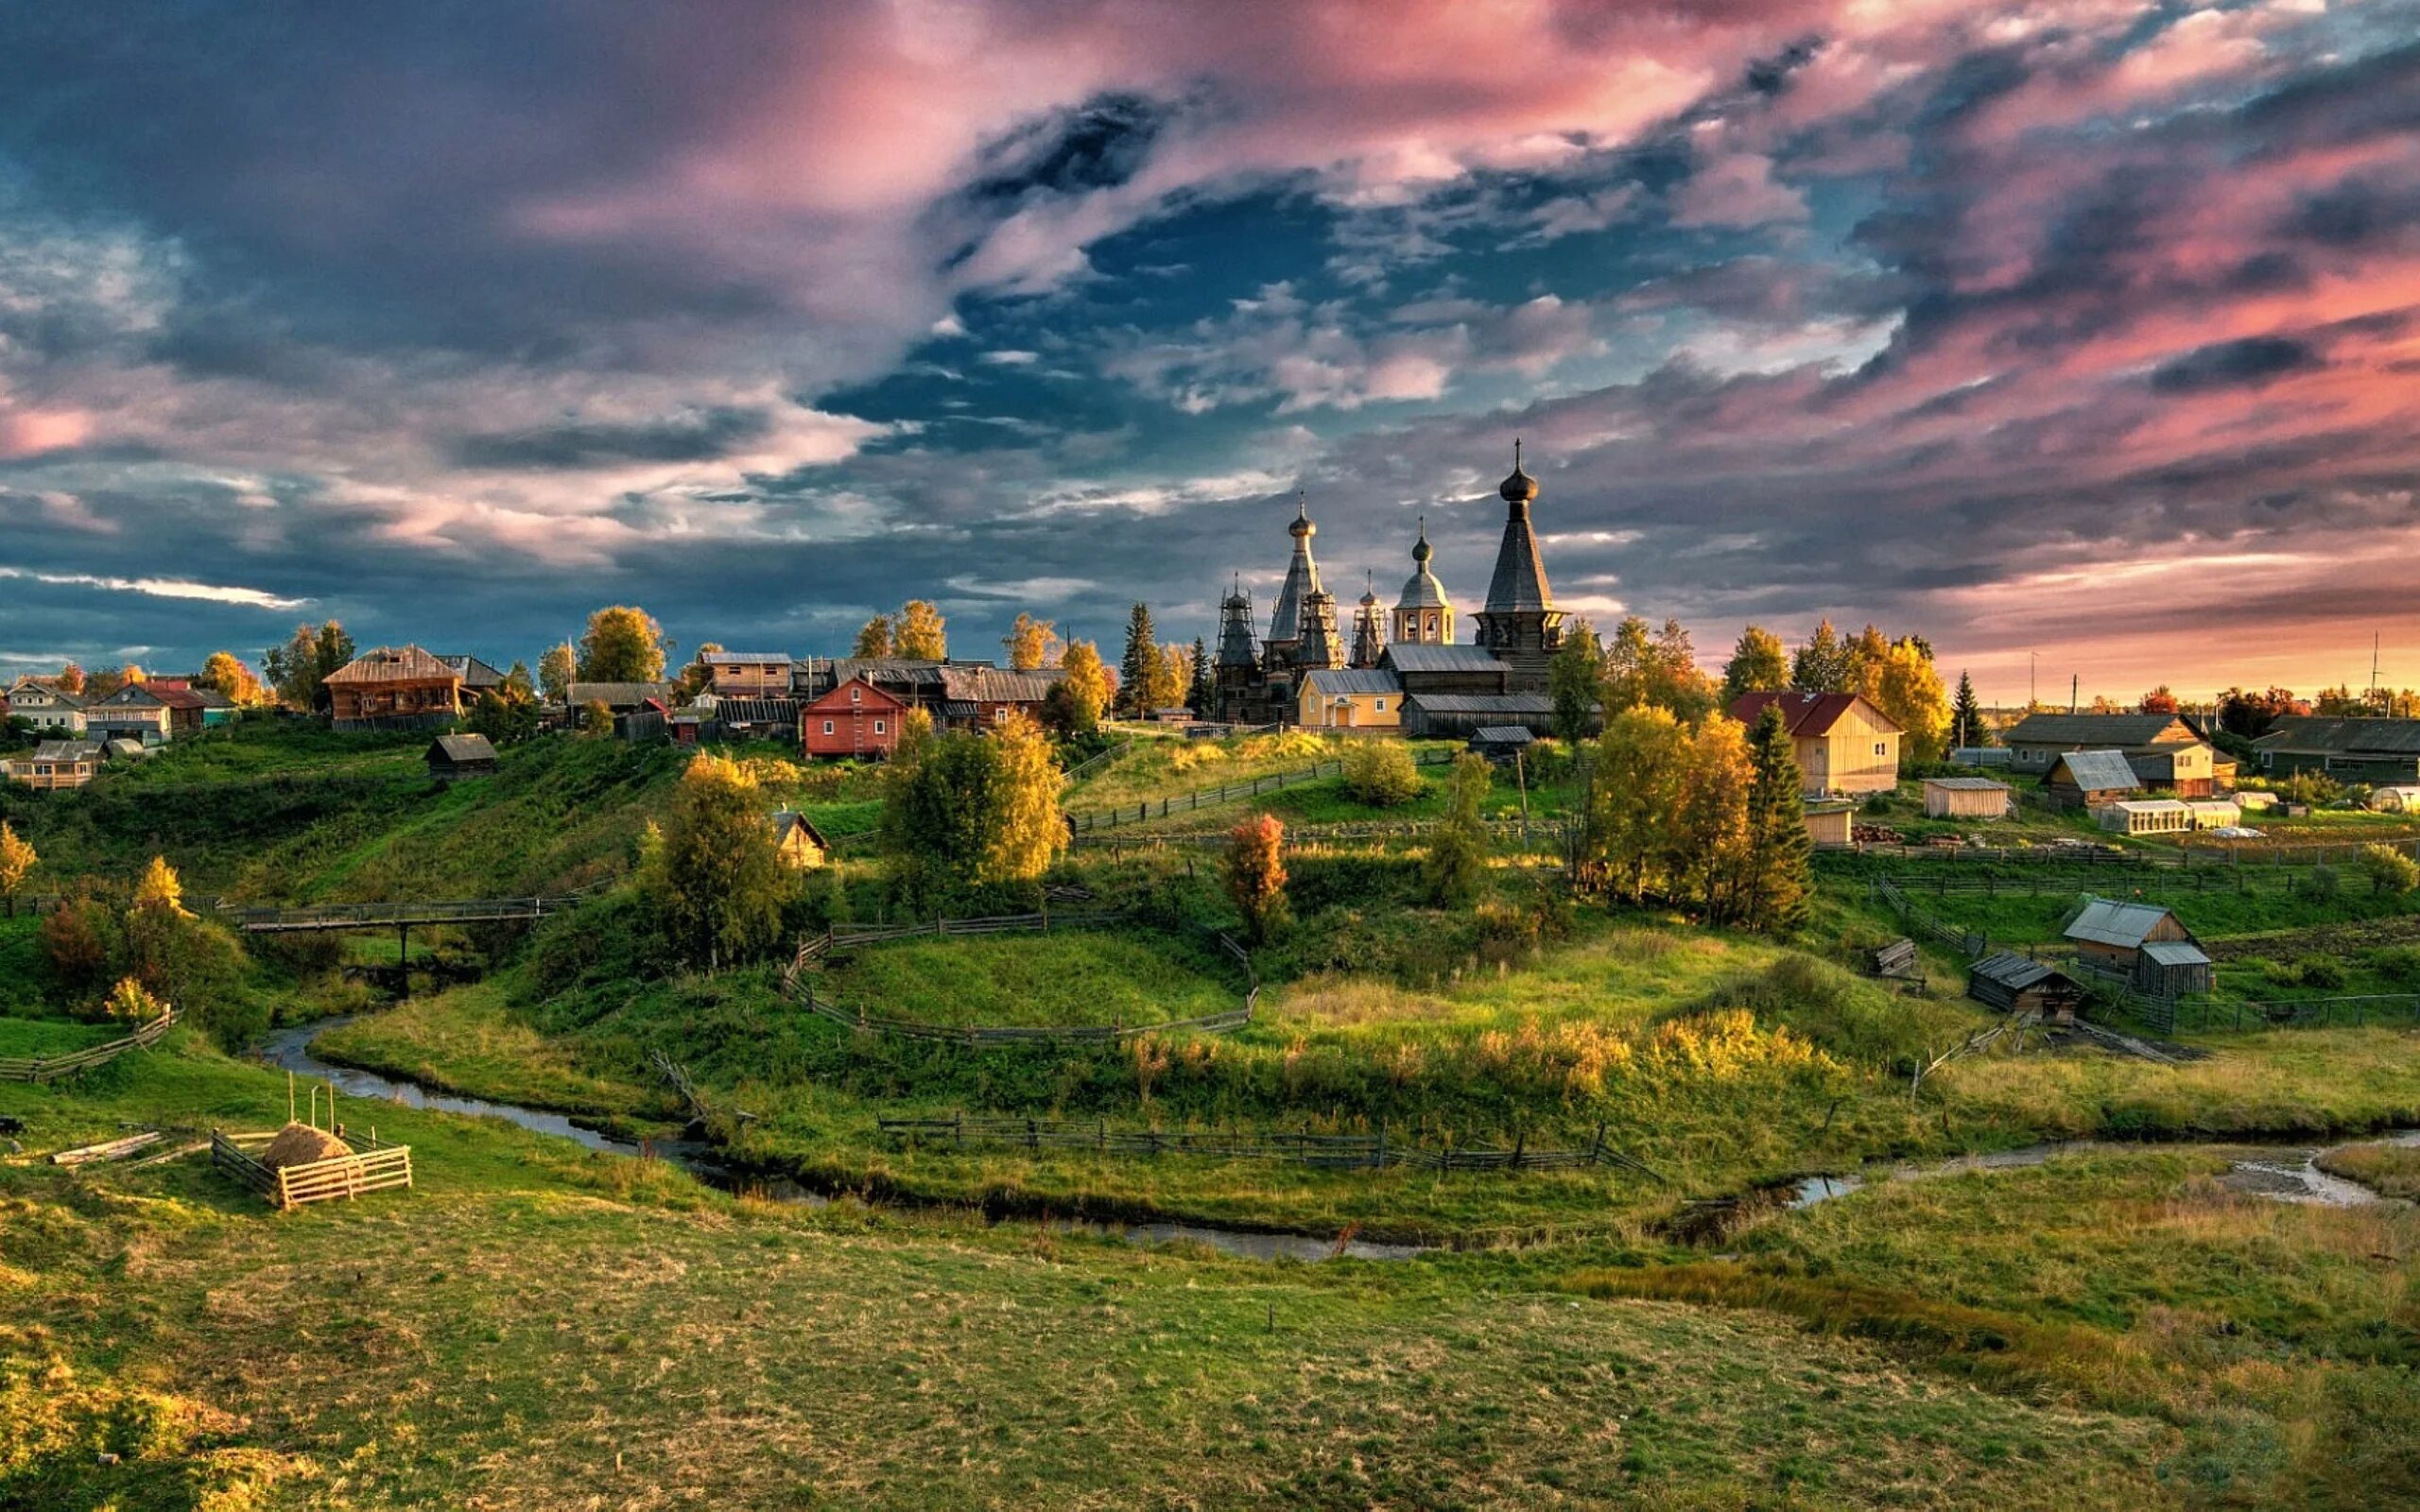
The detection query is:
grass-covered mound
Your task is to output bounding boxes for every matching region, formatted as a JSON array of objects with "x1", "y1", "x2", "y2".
[
  {"x1": 824, "y1": 928, "x2": 1240, "y2": 1029},
  {"x1": 0, "y1": 1015, "x2": 117, "y2": 1057}
]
